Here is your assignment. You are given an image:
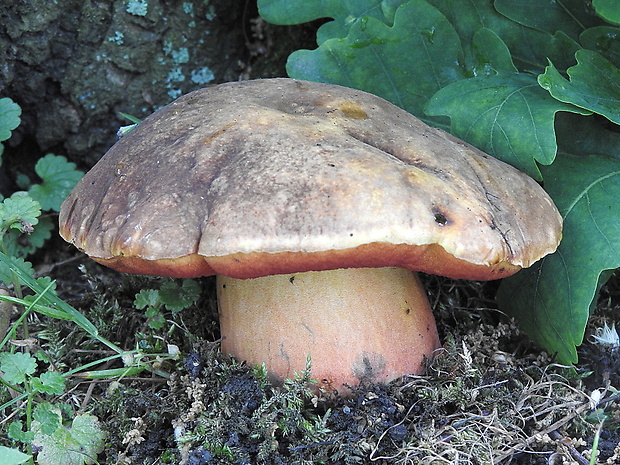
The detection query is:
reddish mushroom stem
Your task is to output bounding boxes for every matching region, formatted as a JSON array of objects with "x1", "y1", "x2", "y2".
[{"x1": 217, "y1": 266, "x2": 440, "y2": 392}]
